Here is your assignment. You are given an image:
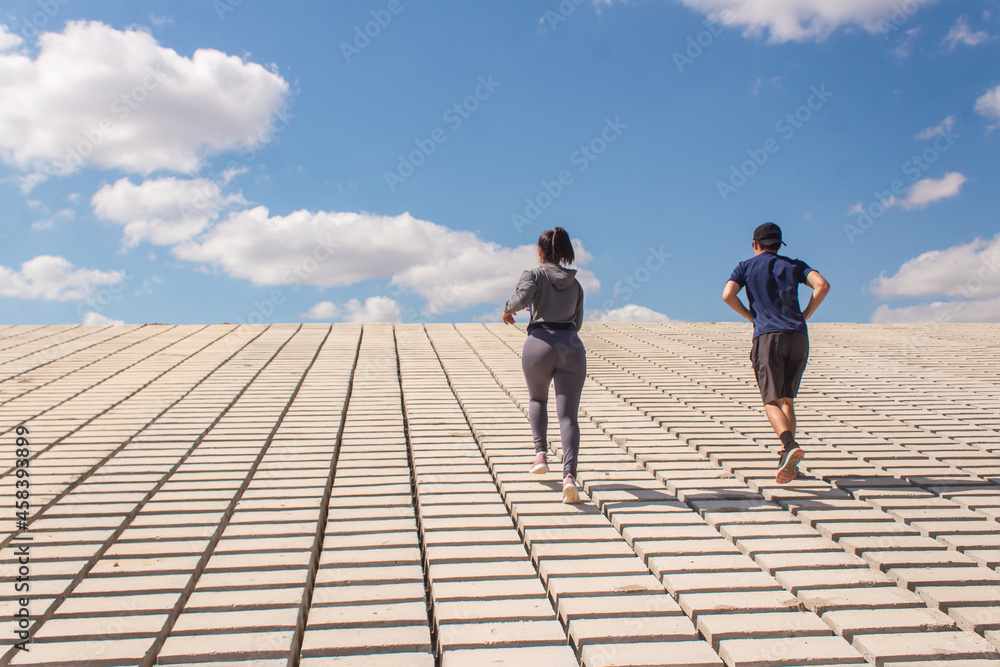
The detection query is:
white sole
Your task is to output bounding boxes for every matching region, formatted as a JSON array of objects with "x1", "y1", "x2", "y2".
[
  {"x1": 529, "y1": 463, "x2": 549, "y2": 474},
  {"x1": 562, "y1": 485, "x2": 580, "y2": 504}
]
